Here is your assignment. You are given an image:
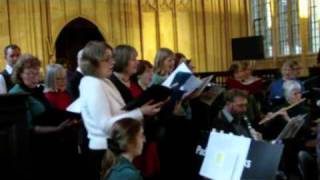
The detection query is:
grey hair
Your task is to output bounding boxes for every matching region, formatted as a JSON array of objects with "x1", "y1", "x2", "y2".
[
  {"x1": 44, "y1": 64, "x2": 66, "y2": 92},
  {"x1": 113, "y1": 45, "x2": 137, "y2": 73},
  {"x1": 283, "y1": 80, "x2": 301, "y2": 101},
  {"x1": 77, "y1": 49, "x2": 84, "y2": 67}
]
